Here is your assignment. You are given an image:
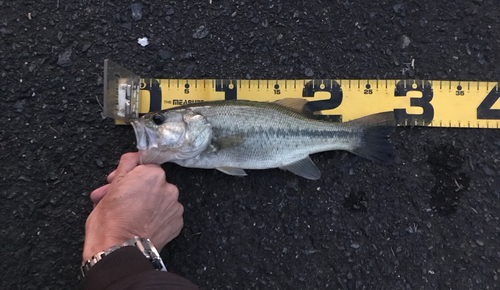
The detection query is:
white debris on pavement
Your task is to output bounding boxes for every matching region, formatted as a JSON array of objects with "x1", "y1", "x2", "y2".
[{"x1": 137, "y1": 37, "x2": 149, "y2": 47}]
